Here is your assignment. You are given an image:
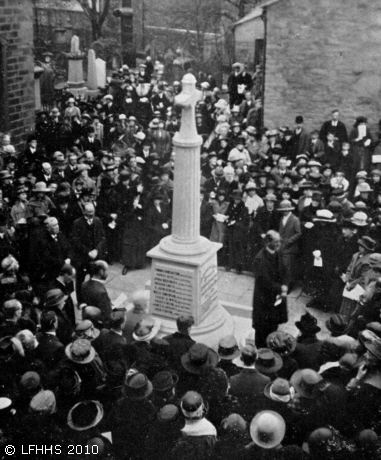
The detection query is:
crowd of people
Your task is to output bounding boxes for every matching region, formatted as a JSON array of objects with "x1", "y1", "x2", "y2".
[{"x1": 0, "y1": 56, "x2": 380, "y2": 458}]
